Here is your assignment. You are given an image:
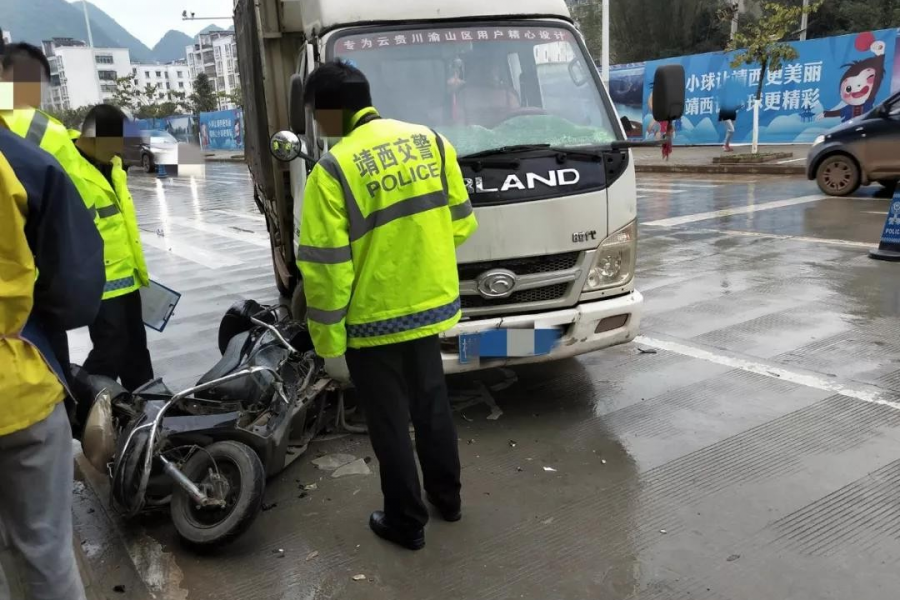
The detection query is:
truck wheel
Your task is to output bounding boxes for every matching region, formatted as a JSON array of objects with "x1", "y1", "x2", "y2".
[
  {"x1": 816, "y1": 155, "x2": 860, "y2": 196},
  {"x1": 142, "y1": 154, "x2": 155, "y2": 173},
  {"x1": 170, "y1": 441, "x2": 265, "y2": 547},
  {"x1": 290, "y1": 279, "x2": 307, "y2": 322}
]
